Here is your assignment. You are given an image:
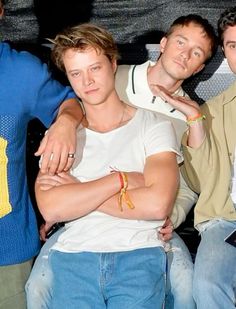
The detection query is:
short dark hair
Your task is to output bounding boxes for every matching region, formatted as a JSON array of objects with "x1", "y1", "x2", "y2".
[
  {"x1": 218, "y1": 7, "x2": 236, "y2": 46},
  {"x1": 166, "y1": 14, "x2": 217, "y2": 59}
]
